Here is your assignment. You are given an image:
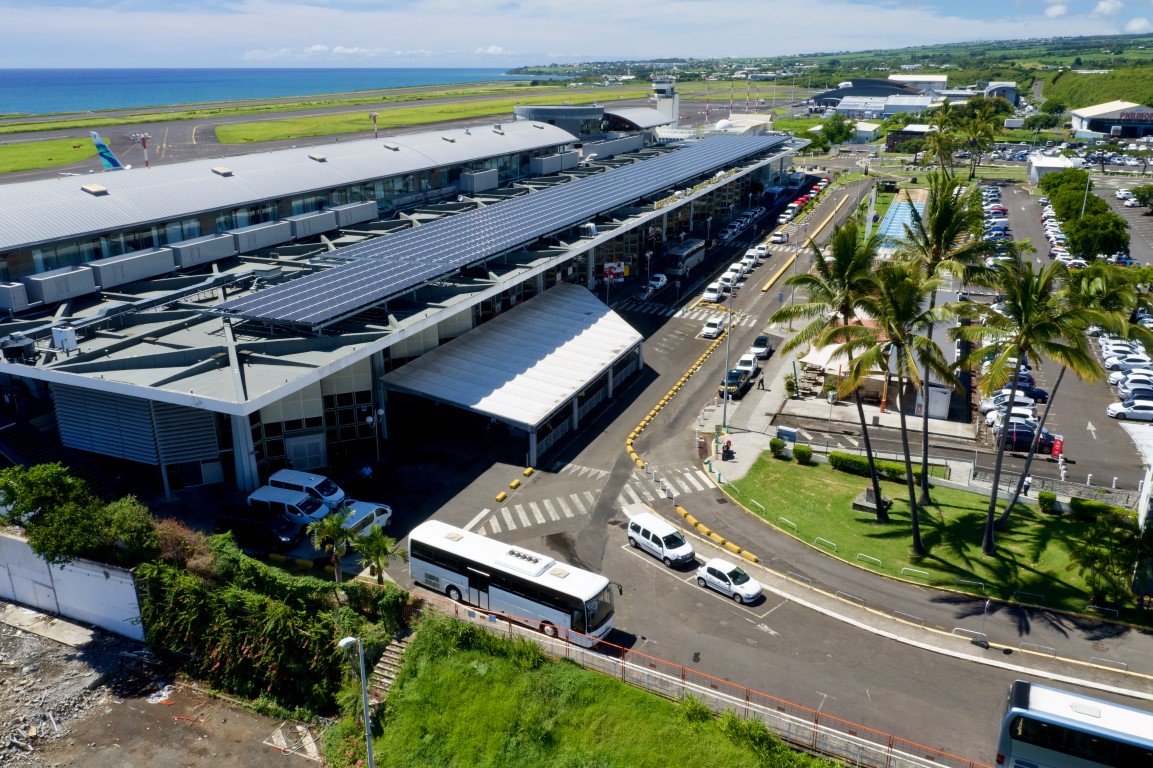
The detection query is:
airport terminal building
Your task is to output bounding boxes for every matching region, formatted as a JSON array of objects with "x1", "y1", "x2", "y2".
[{"x1": 0, "y1": 116, "x2": 803, "y2": 494}]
